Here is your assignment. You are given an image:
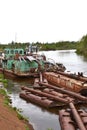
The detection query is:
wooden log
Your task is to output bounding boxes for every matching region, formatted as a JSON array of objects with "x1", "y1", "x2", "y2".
[
  {"x1": 20, "y1": 91, "x2": 58, "y2": 108},
  {"x1": 21, "y1": 86, "x2": 71, "y2": 104},
  {"x1": 59, "y1": 109, "x2": 75, "y2": 130},
  {"x1": 69, "y1": 102, "x2": 86, "y2": 130},
  {"x1": 39, "y1": 82, "x2": 87, "y2": 102},
  {"x1": 43, "y1": 88, "x2": 63, "y2": 97},
  {"x1": 78, "y1": 110, "x2": 87, "y2": 129}
]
